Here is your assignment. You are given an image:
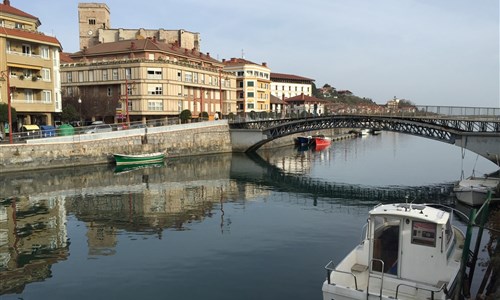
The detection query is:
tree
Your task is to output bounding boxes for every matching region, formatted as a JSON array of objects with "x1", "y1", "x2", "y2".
[
  {"x1": 0, "y1": 102, "x2": 17, "y2": 123},
  {"x1": 60, "y1": 104, "x2": 79, "y2": 122},
  {"x1": 180, "y1": 109, "x2": 192, "y2": 123}
]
